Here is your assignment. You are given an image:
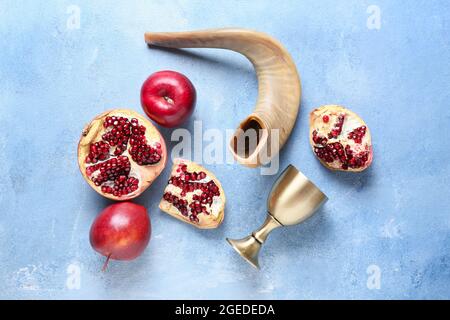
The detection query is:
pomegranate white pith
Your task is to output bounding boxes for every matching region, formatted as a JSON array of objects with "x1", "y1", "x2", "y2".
[
  {"x1": 78, "y1": 109, "x2": 167, "y2": 200},
  {"x1": 159, "y1": 159, "x2": 225, "y2": 229},
  {"x1": 309, "y1": 105, "x2": 373, "y2": 172}
]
